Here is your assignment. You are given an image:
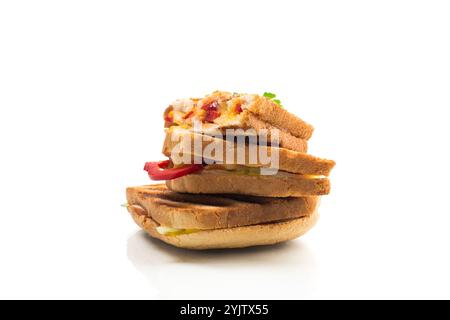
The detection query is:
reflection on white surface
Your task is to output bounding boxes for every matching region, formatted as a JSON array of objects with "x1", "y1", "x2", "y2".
[{"x1": 127, "y1": 231, "x2": 317, "y2": 299}]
